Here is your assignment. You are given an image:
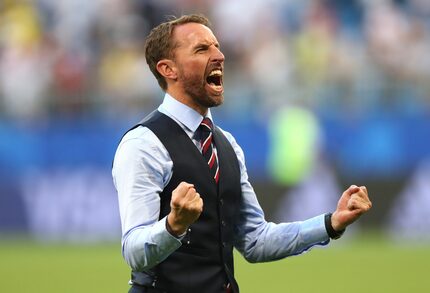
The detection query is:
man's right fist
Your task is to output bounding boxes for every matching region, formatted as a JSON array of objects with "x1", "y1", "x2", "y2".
[{"x1": 167, "y1": 182, "x2": 204, "y2": 236}]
